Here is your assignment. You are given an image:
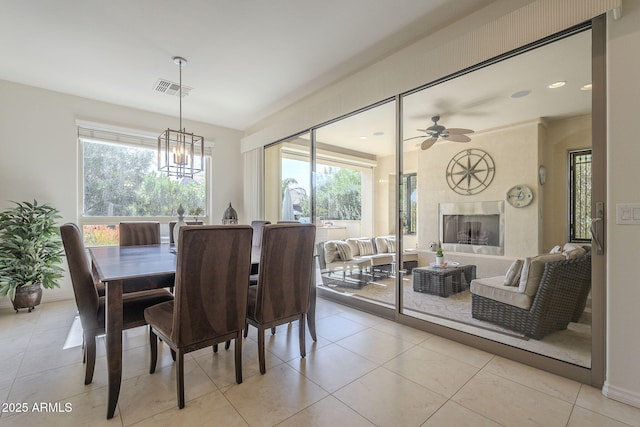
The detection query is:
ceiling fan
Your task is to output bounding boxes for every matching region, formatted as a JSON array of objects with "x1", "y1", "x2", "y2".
[{"x1": 406, "y1": 115, "x2": 474, "y2": 150}]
